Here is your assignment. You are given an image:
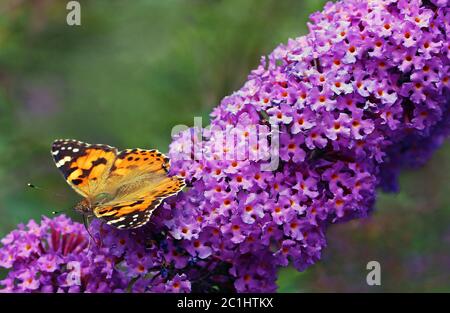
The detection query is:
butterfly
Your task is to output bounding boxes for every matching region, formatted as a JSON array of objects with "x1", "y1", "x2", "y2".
[{"x1": 51, "y1": 139, "x2": 185, "y2": 229}]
